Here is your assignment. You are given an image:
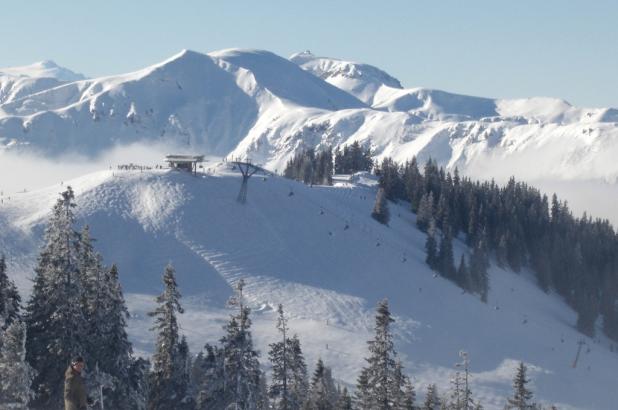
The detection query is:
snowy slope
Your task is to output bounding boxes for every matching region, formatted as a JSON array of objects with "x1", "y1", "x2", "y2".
[{"x1": 1, "y1": 165, "x2": 616, "y2": 409}]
